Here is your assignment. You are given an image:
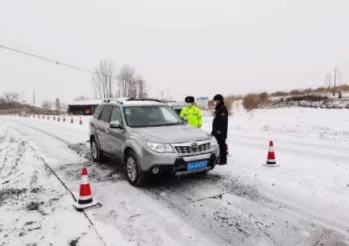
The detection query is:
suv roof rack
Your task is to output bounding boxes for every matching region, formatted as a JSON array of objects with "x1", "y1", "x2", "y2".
[
  {"x1": 126, "y1": 98, "x2": 163, "y2": 103},
  {"x1": 102, "y1": 97, "x2": 132, "y2": 105}
]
